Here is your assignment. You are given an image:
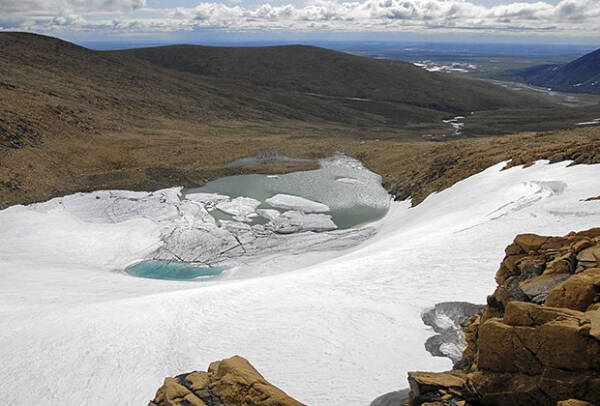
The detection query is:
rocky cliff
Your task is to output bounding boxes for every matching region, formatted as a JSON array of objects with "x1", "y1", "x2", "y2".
[{"x1": 408, "y1": 228, "x2": 600, "y2": 406}]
